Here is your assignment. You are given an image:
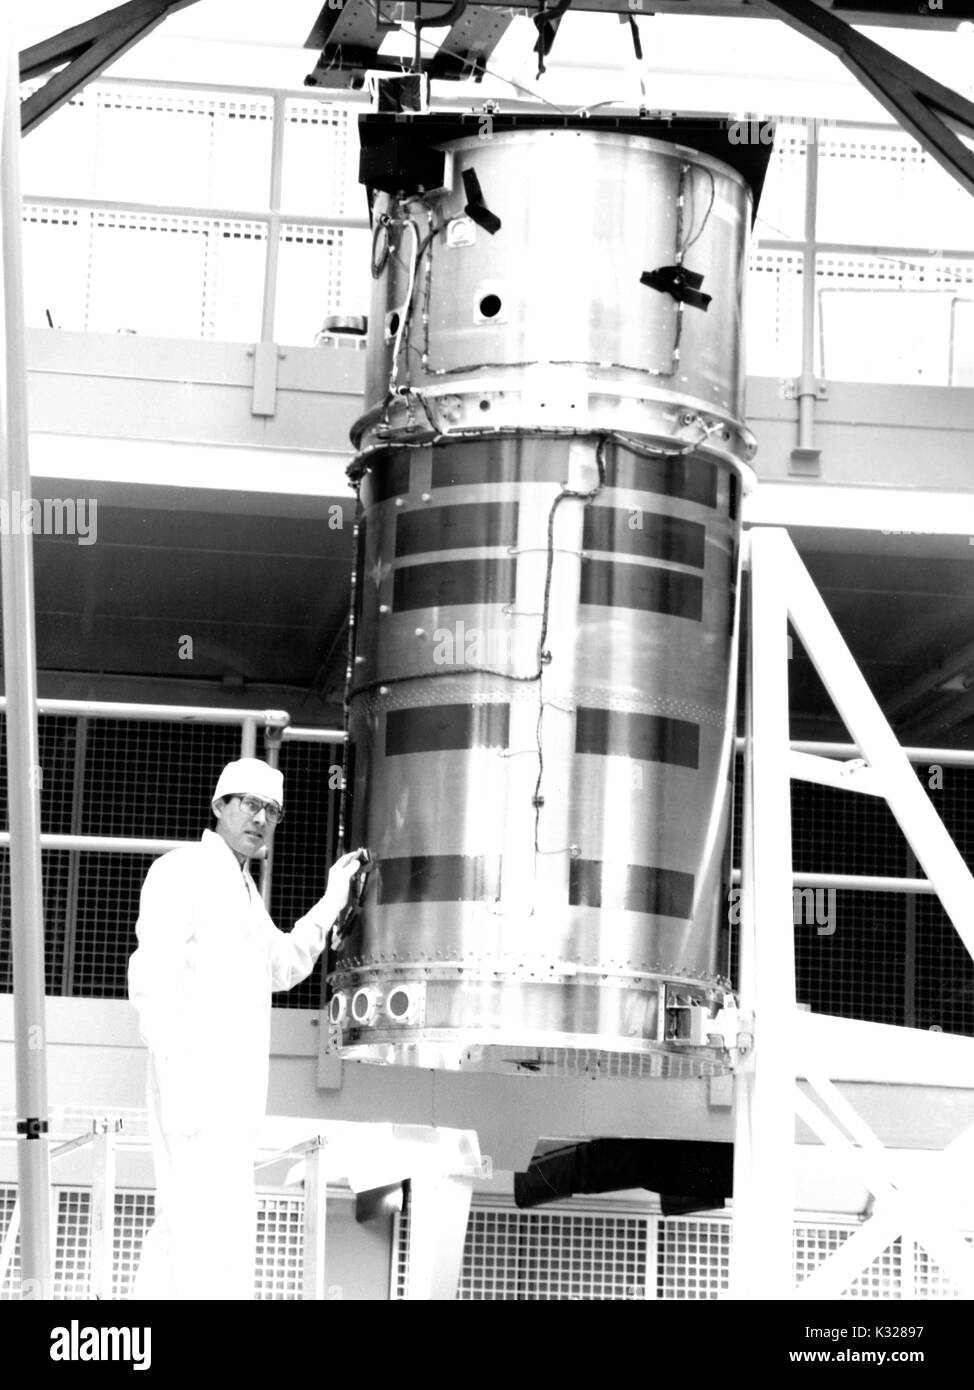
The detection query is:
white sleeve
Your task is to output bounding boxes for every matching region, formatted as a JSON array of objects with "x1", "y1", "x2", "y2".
[
  {"x1": 127, "y1": 852, "x2": 197, "y2": 1060},
  {"x1": 267, "y1": 893, "x2": 342, "y2": 993}
]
